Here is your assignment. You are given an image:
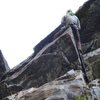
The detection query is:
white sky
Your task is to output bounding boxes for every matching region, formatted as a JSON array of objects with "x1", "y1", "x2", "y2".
[{"x1": 0, "y1": 0, "x2": 88, "y2": 68}]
